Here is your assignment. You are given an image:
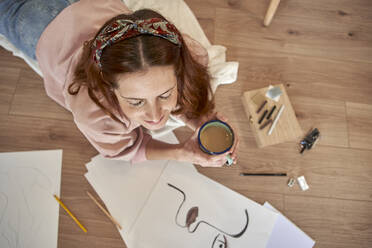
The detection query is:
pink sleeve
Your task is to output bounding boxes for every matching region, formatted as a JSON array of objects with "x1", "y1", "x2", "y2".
[
  {"x1": 66, "y1": 87, "x2": 152, "y2": 164},
  {"x1": 130, "y1": 133, "x2": 152, "y2": 163},
  {"x1": 182, "y1": 33, "x2": 209, "y2": 67},
  {"x1": 76, "y1": 119, "x2": 152, "y2": 164}
]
